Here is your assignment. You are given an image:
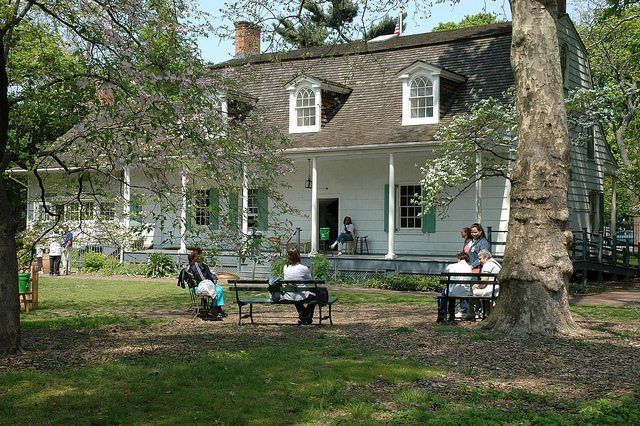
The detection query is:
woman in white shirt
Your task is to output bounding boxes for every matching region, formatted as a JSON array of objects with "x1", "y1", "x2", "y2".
[
  {"x1": 282, "y1": 249, "x2": 316, "y2": 325},
  {"x1": 48, "y1": 238, "x2": 63, "y2": 276}
]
